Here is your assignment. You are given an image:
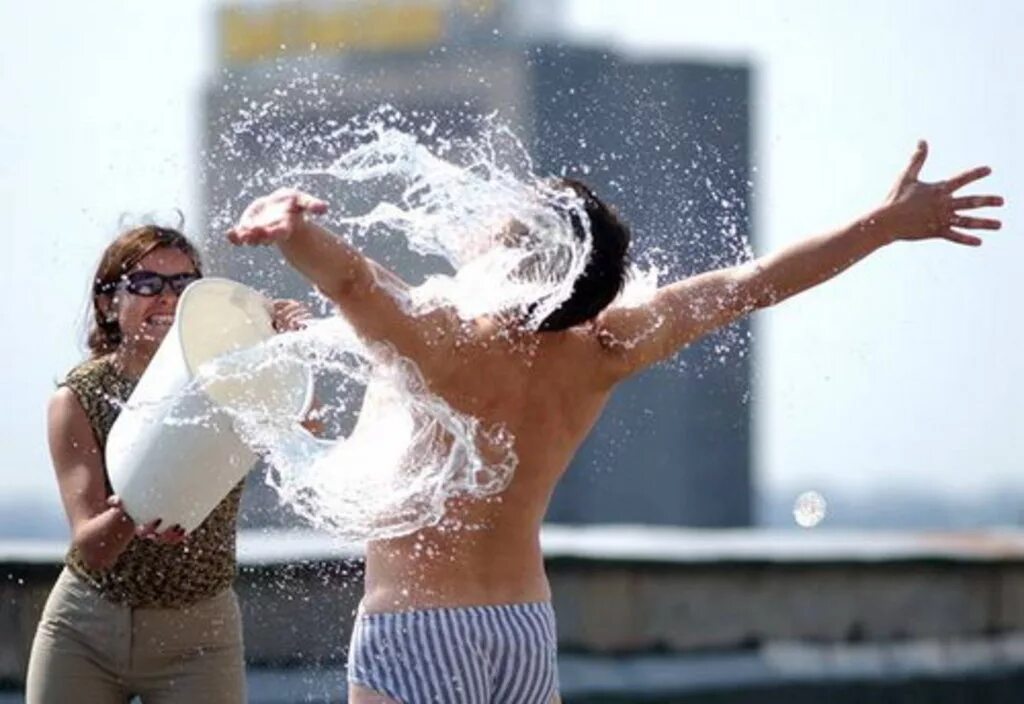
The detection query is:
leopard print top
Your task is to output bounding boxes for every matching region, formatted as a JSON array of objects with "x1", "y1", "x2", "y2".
[{"x1": 62, "y1": 355, "x2": 243, "y2": 608}]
